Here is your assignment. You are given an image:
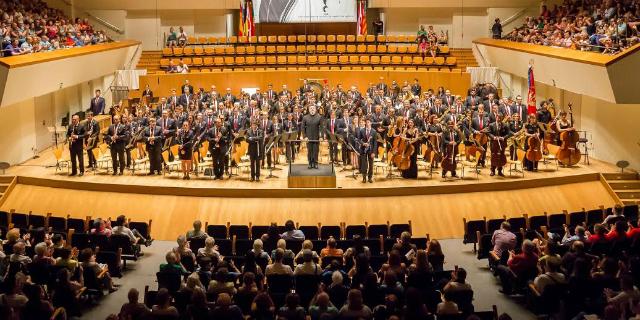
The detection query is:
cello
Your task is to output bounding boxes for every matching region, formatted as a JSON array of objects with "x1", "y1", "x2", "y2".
[
  {"x1": 525, "y1": 135, "x2": 543, "y2": 162},
  {"x1": 556, "y1": 104, "x2": 581, "y2": 166},
  {"x1": 441, "y1": 128, "x2": 458, "y2": 174},
  {"x1": 489, "y1": 122, "x2": 507, "y2": 170}
]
